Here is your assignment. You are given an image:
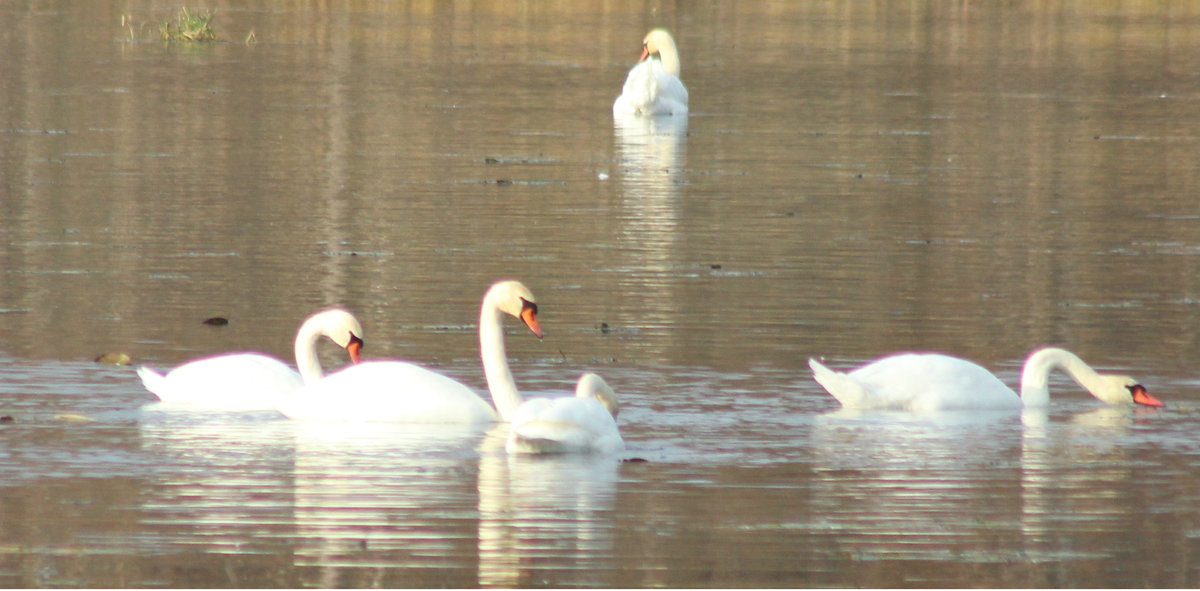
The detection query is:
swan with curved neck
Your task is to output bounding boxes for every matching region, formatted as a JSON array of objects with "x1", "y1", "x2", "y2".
[
  {"x1": 613, "y1": 28, "x2": 689, "y2": 116},
  {"x1": 136, "y1": 308, "x2": 363, "y2": 411},
  {"x1": 277, "y1": 280, "x2": 542, "y2": 423},
  {"x1": 808, "y1": 347, "x2": 1163, "y2": 412},
  {"x1": 507, "y1": 372, "x2": 624, "y2": 454}
]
